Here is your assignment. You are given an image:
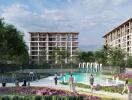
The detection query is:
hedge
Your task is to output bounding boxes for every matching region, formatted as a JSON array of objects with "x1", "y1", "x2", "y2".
[{"x1": 0, "y1": 95, "x2": 84, "y2": 100}]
